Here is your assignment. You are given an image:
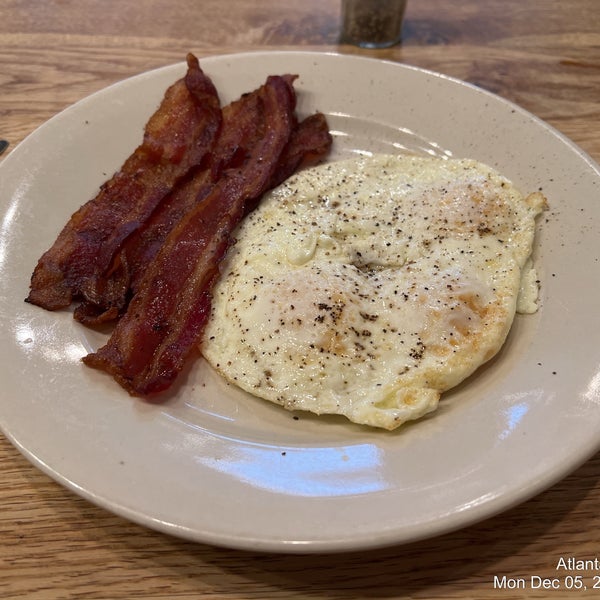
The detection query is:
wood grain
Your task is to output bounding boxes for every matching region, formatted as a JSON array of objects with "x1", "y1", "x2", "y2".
[{"x1": 1, "y1": 1, "x2": 599, "y2": 598}]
